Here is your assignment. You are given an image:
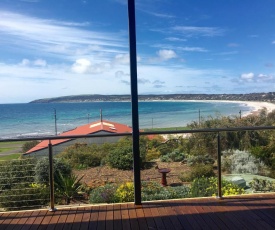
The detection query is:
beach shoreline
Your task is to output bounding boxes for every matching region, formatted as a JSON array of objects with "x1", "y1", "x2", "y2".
[{"x1": 171, "y1": 100, "x2": 275, "y2": 116}]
